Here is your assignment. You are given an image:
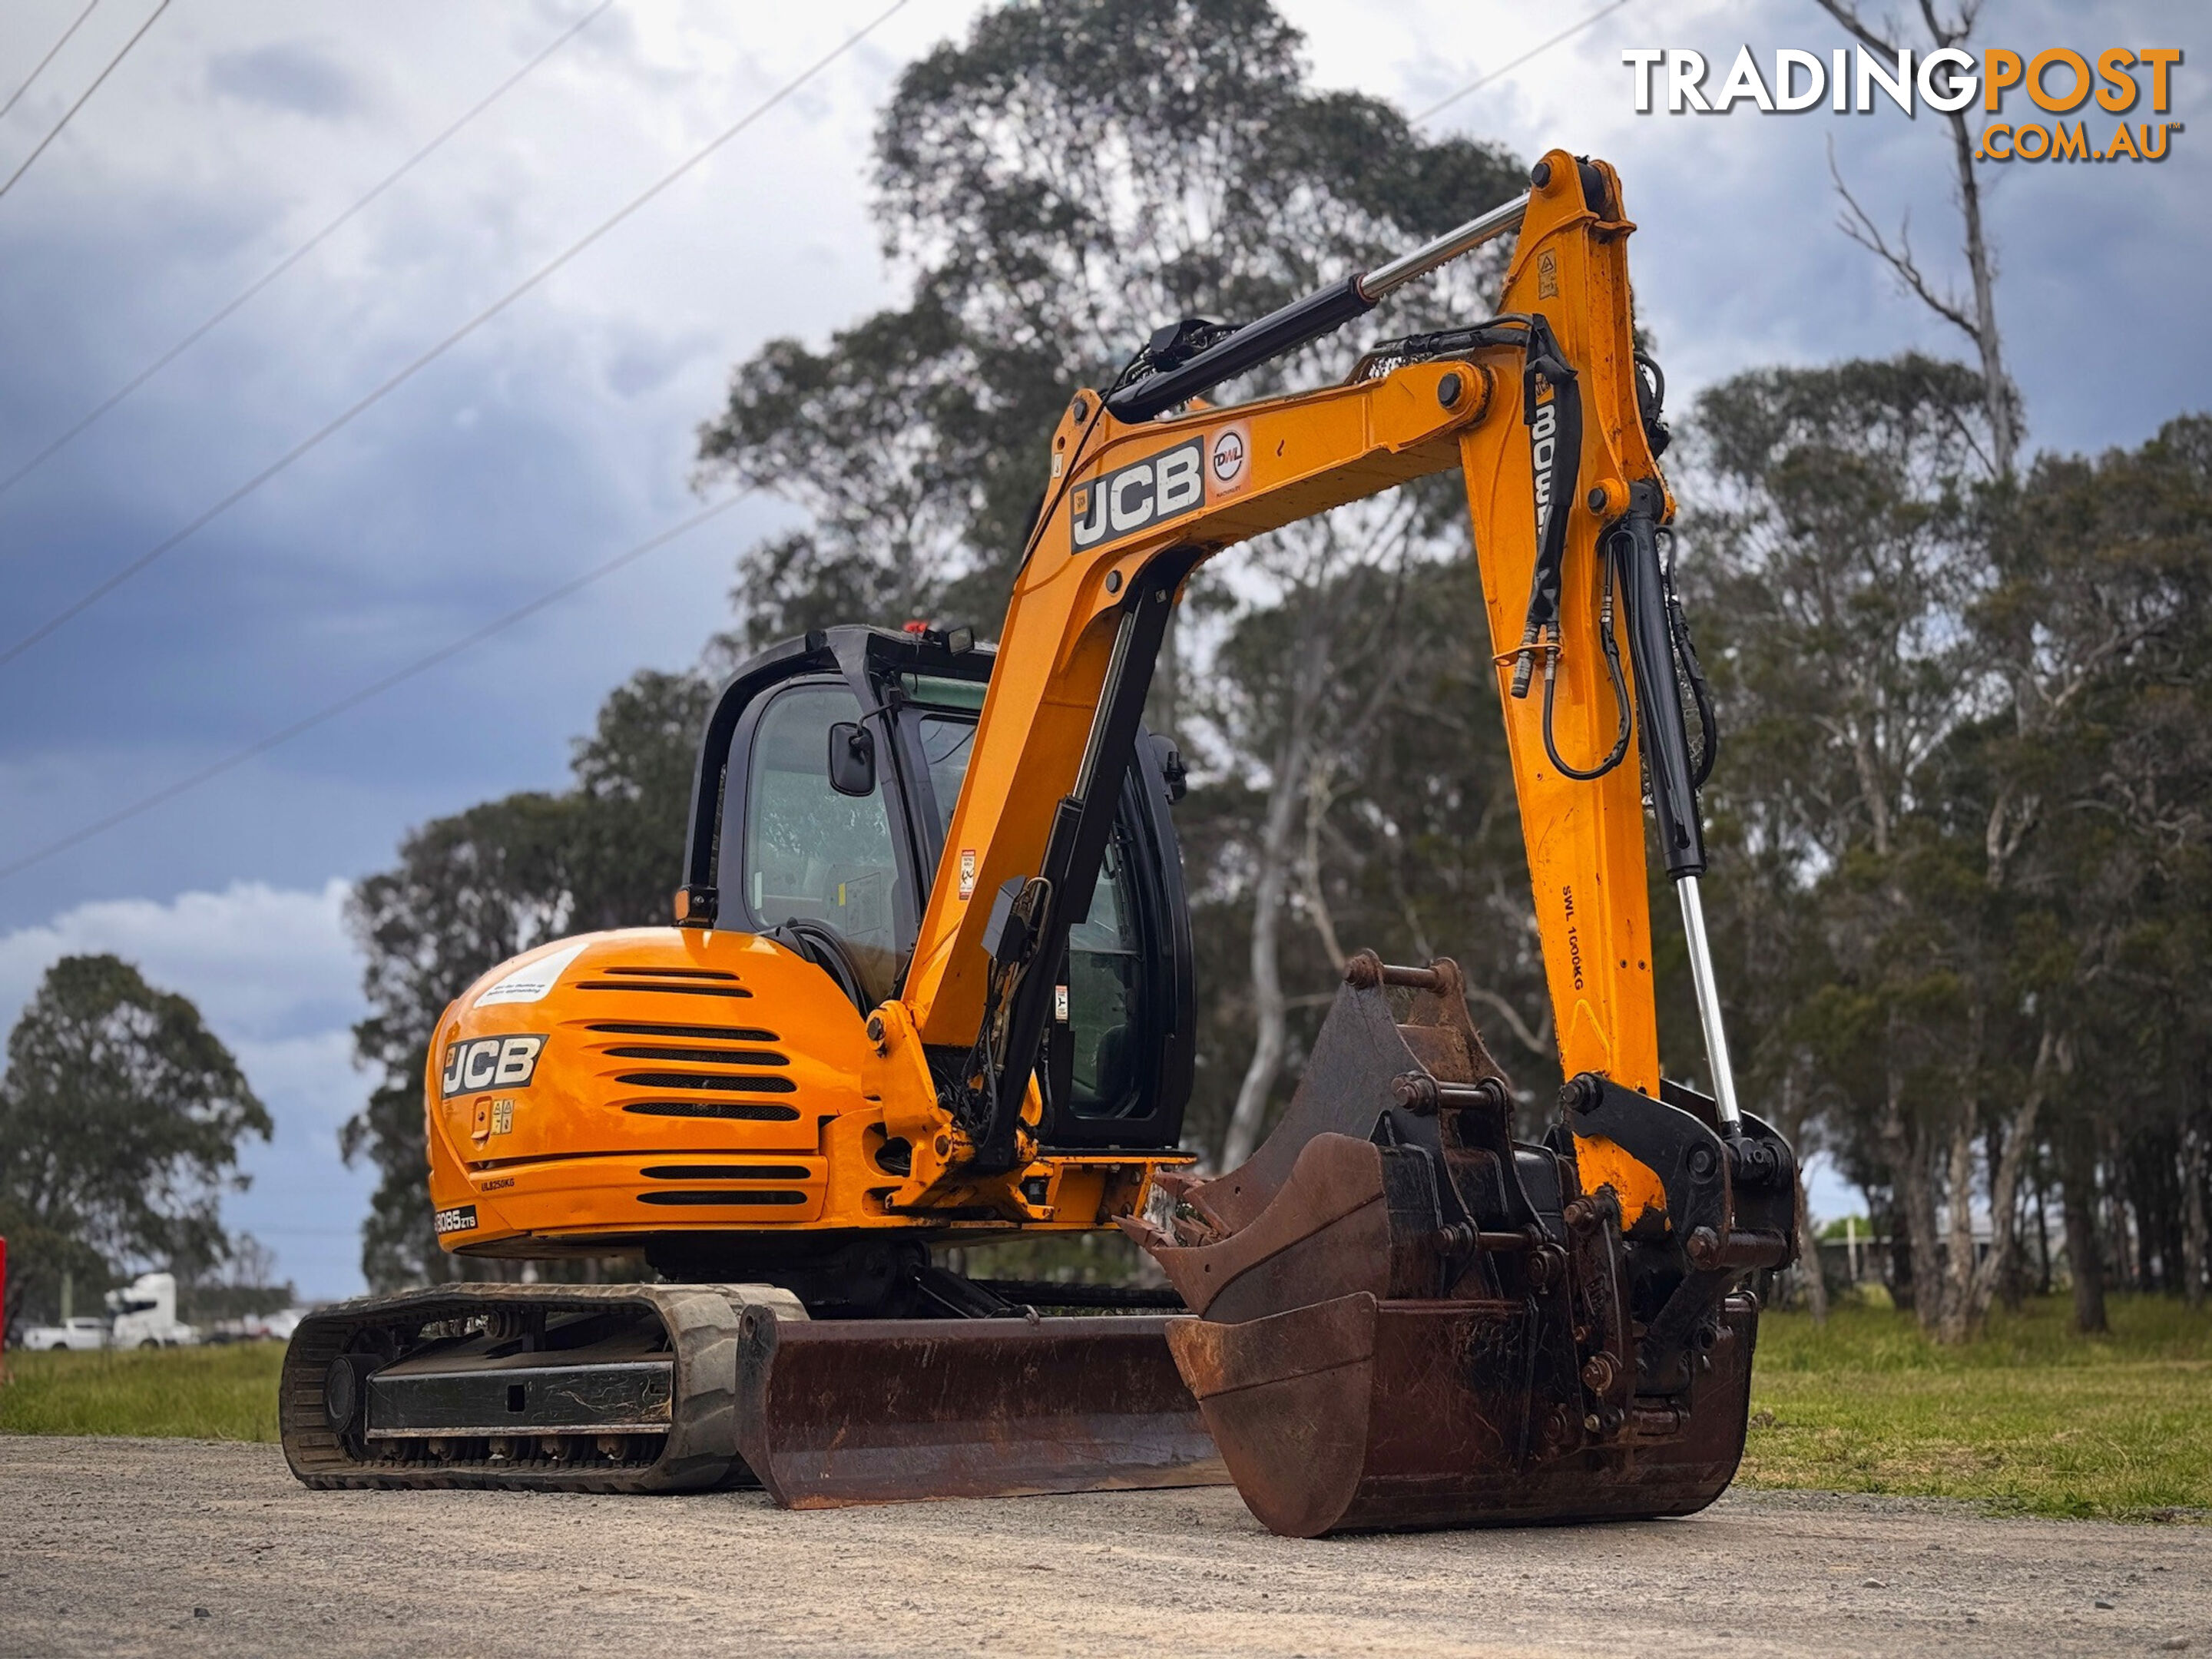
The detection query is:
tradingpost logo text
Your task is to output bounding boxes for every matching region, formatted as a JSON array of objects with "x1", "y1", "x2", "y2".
[{"x1": 1622, "y1": 45, "x2": 2182, "y2": 163}]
